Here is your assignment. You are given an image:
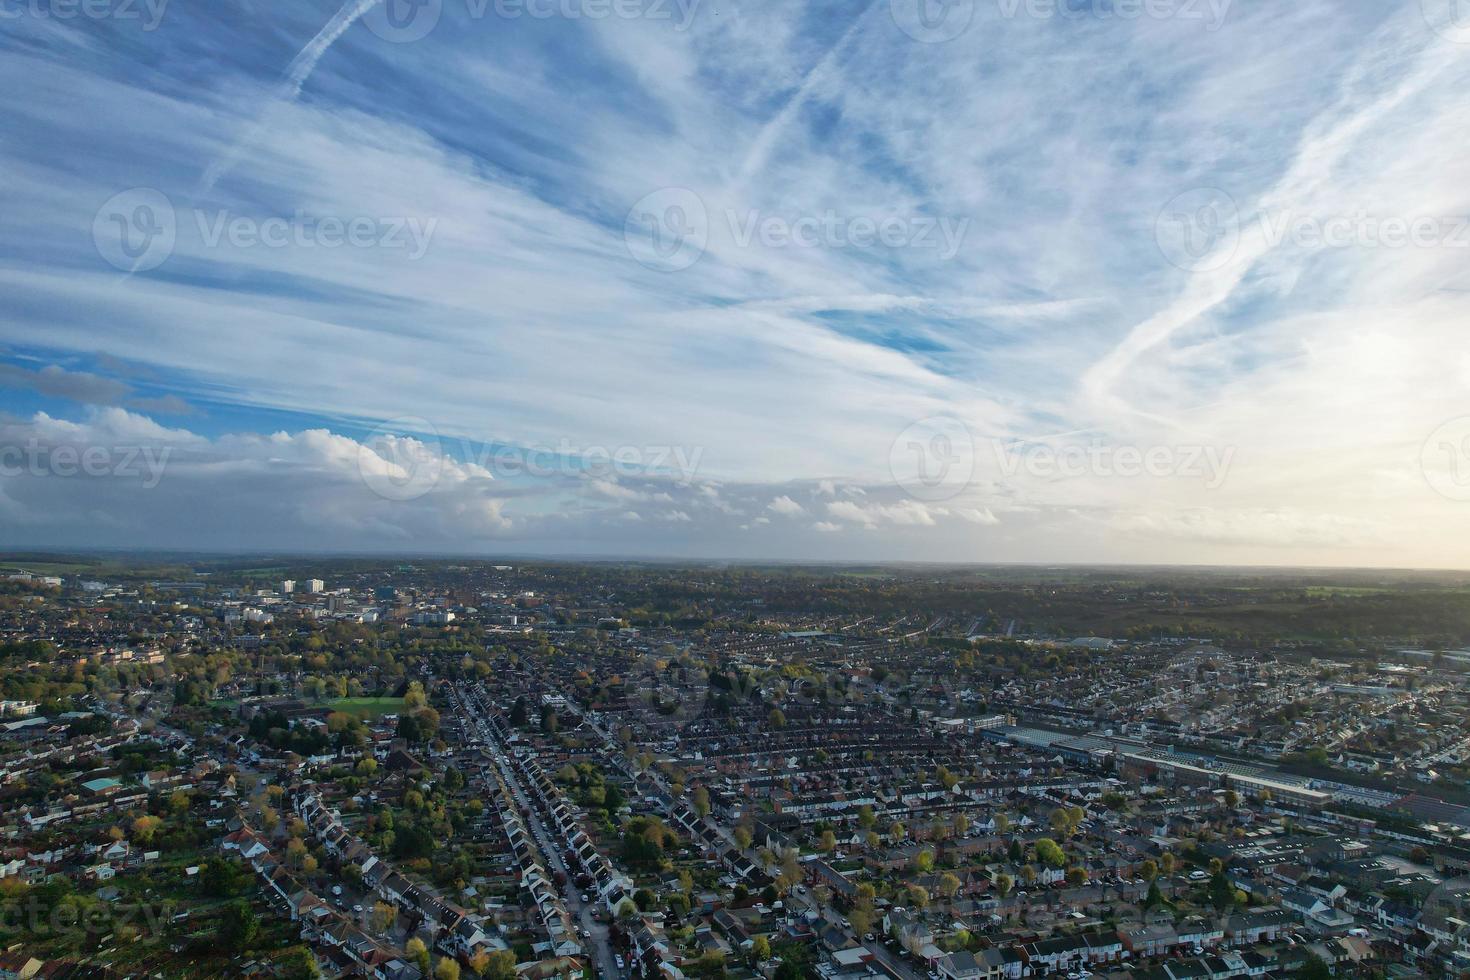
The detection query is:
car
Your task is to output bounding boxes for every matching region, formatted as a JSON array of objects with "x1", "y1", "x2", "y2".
[
  {"x1": 581, "y1": 893, "x2": 591, "y2": 903},
  {"x1": 1192, "y1": 946, "x2": 1204, "y2": 955},
  {"x1": 615, "y1": 956, "x2": 626, "y2": 970},
  {"x1": 353, "y1": 904, "x2": 363, "y2": 914},
  {"x1": 864, "y1": 933, "x2": 875, "y2": 942}
]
